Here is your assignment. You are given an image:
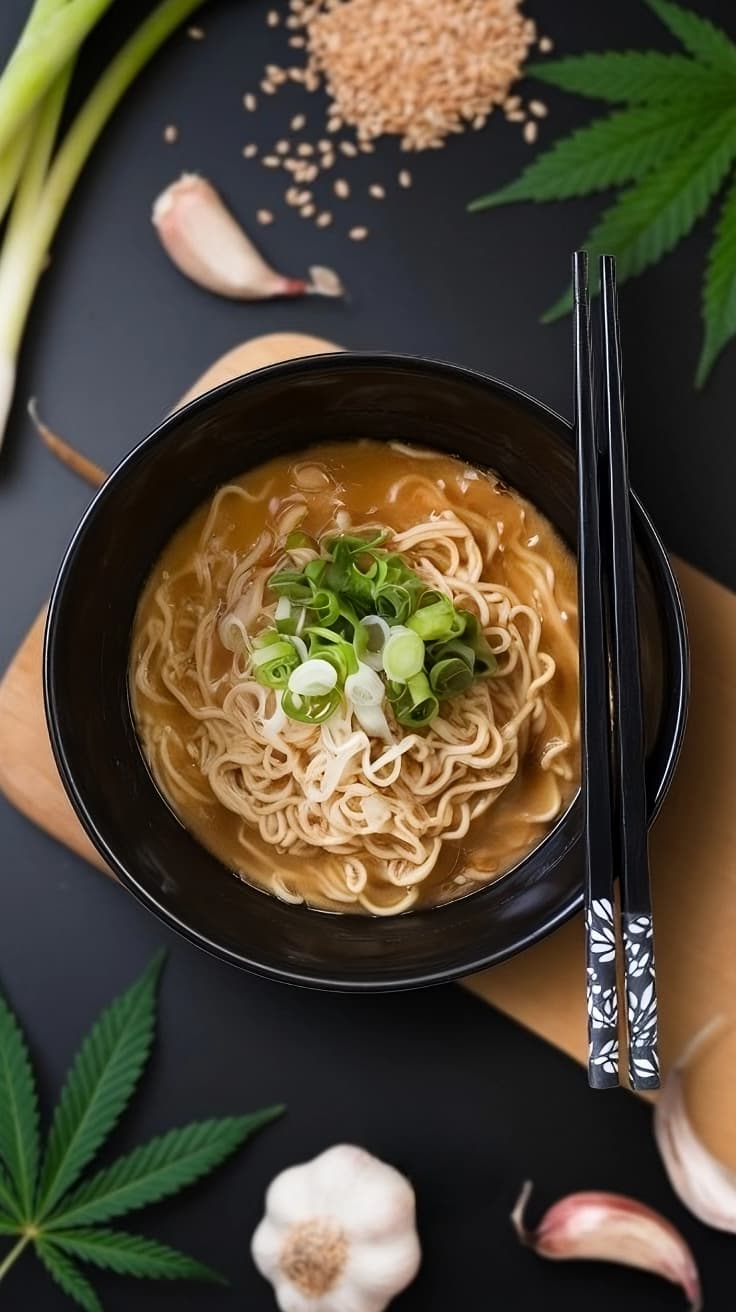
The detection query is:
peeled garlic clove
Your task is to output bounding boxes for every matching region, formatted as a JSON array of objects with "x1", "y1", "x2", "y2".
[
  {"x1": 512, "y1": 1181, "x2": 702, "y2": 1311},
  {"x1": 152, "y1": 174, "x2": 342, "y2": 301},
  {"x1": 654, "y1": 1017, "x2": 736, "y2": 1232}
]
